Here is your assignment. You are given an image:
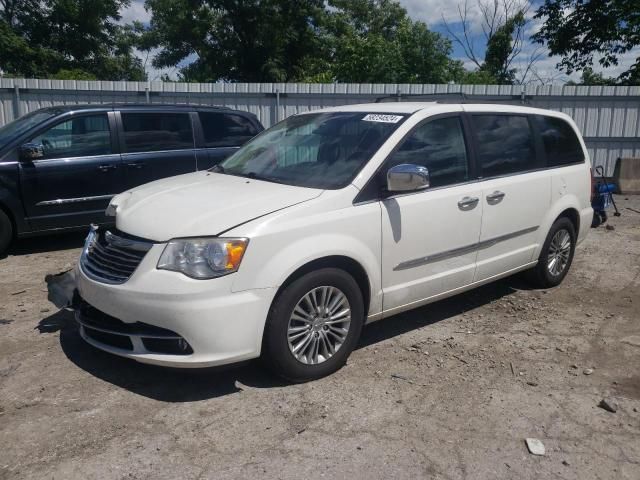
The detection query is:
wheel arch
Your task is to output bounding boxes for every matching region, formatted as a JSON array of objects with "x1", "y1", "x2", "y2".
[{"x1": 272, "y1": 255, "x2": 372, "y2": 318}]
